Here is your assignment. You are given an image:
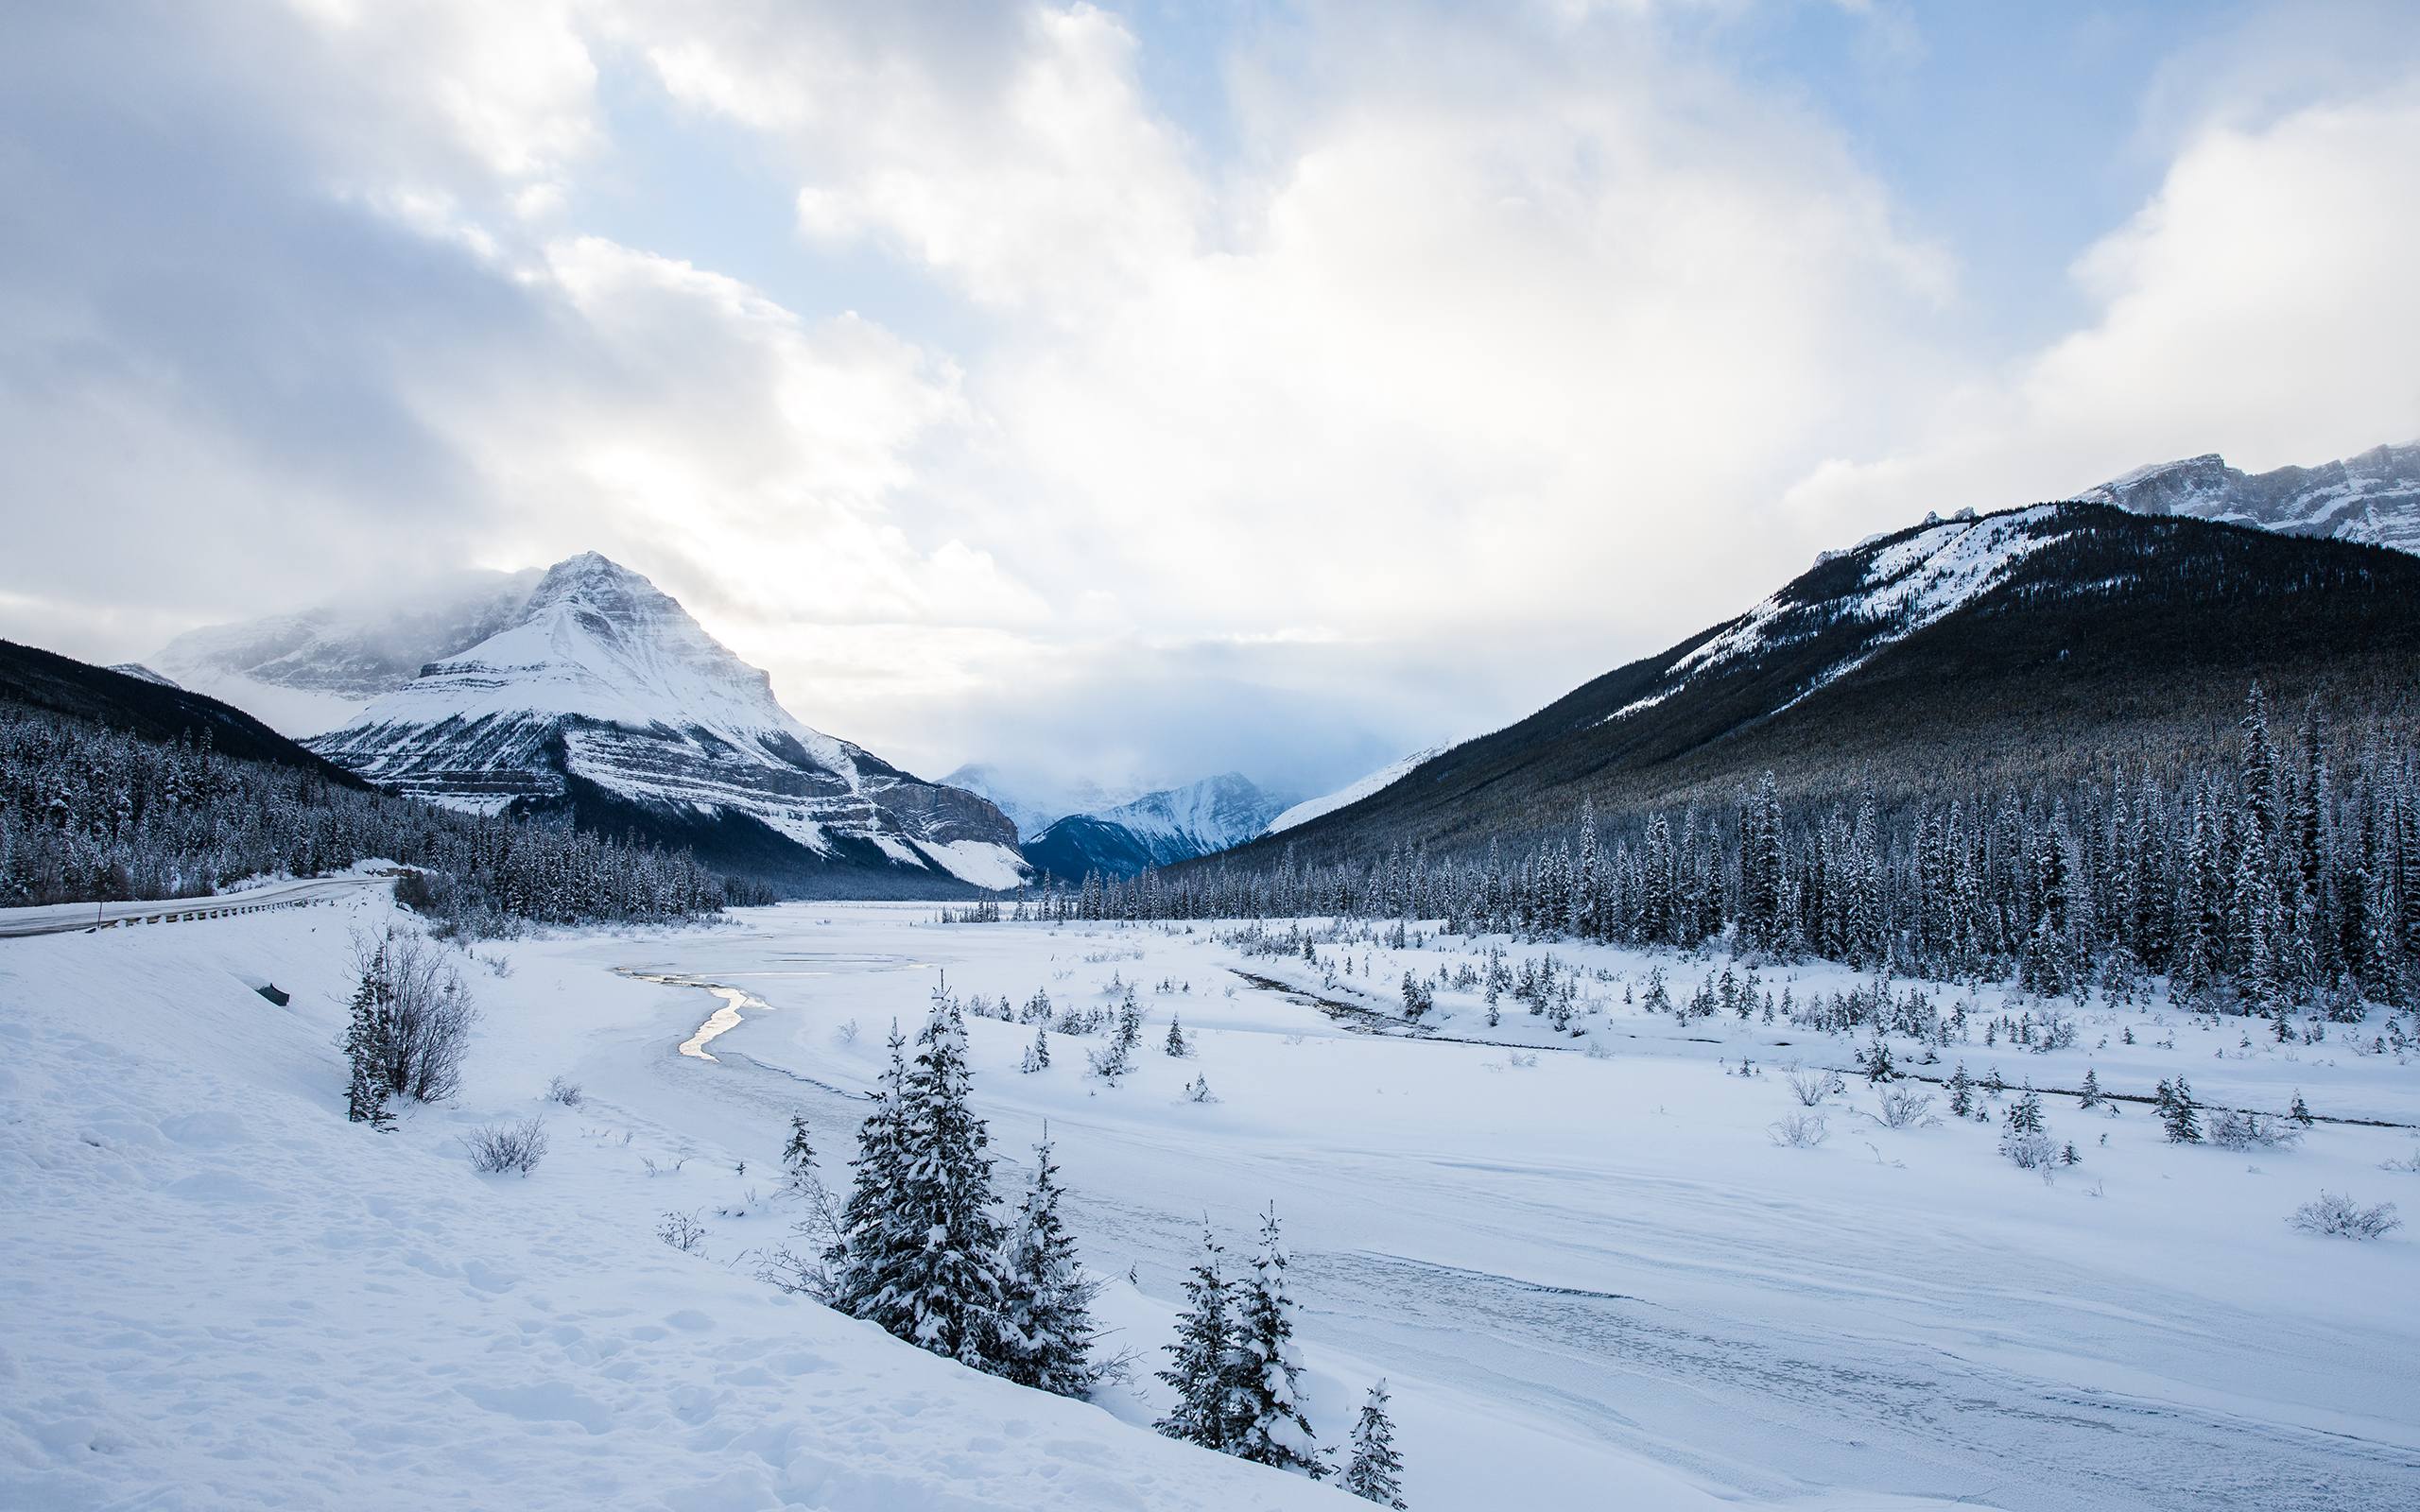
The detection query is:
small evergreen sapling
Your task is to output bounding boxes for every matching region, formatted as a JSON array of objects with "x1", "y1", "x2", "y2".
[
  {"x1": 1021, "y1": 1026, "x2": 1051, "y2": 1074},
  {"x1": 2289, "y1": 1091, "x2": 2313, "y2": 1126},
  {"x1": 2077, "y1": 1067, "x2": 2102, "y2": 1109},
  {"x1": 2156, "y1": 1078, "x2": 2204, "y2": 1144},
  {"x1": 343, "y1": 945, "x2": 396, "y2": 1129},
  {"x1": 1344, "y1": 1379, "x2": 1408, "y2": 1507},
  {"x1": 1165, "y1": 1015, "x2": 1192, "y2": 1057},
  {"x1": 1945, "y1": 1062, "x2": 1974, "y2": 1118},
  {"x1": 782, "y1": 1112, "x2": 816, "y2": 1194}
]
